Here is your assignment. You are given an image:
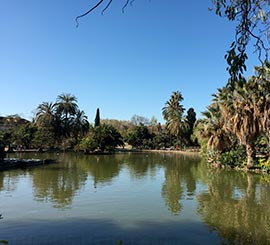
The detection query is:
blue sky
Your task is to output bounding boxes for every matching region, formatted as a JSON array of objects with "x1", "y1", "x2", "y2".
[{"x1": 0, "y1": 0, "x2": 259, "y2": 123}]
